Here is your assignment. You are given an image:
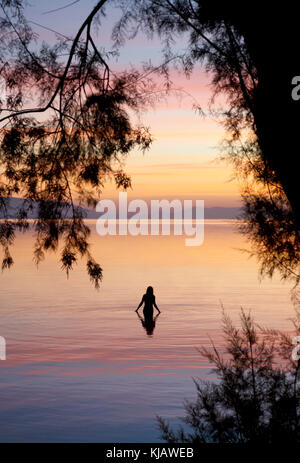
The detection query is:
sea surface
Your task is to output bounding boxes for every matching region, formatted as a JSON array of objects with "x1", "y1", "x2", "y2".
[{"x1": 0, "y1": 220, "x2": 295, "y2": 442}]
